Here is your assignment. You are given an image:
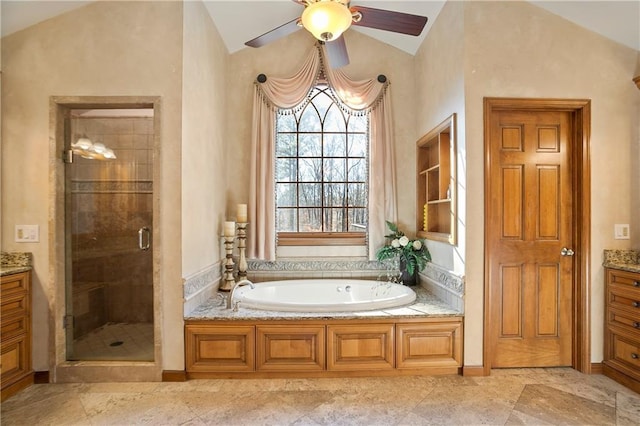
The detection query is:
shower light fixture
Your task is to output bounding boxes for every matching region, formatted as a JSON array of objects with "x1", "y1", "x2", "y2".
[{"x1": 71, "y1": 136, "x2": 116, "y2": 160}]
